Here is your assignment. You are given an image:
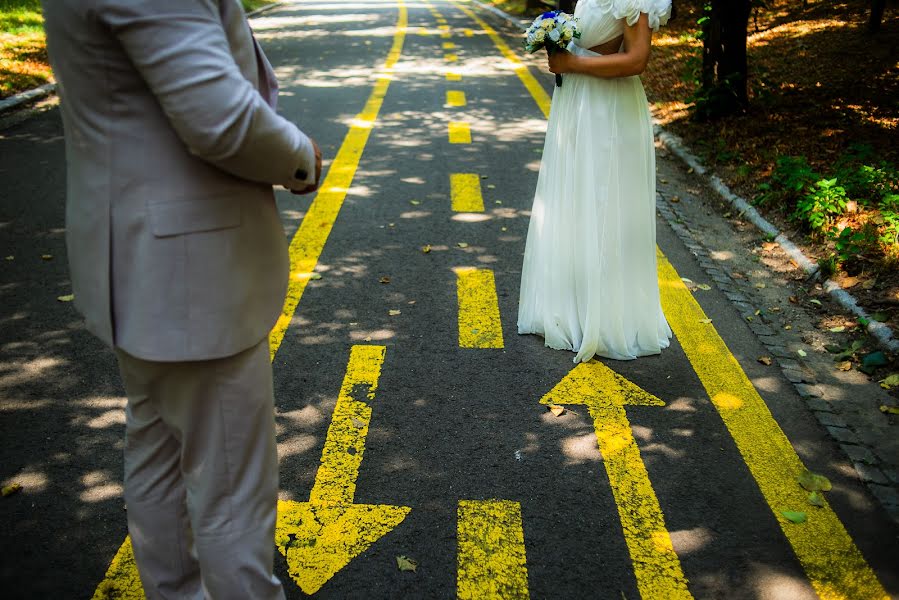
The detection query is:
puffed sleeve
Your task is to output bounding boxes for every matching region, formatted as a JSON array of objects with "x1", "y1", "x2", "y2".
[{"x1": 612, "y1": 0, "x2": 672, "y2": 31}]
